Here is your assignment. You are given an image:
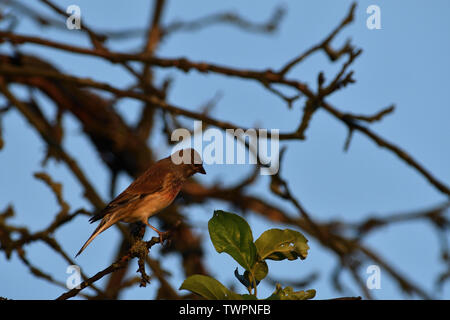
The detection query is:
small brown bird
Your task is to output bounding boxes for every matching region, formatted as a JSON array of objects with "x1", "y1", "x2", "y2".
[{"x1": 76, "y1": 148, "x2": 206, "y2": 257}]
